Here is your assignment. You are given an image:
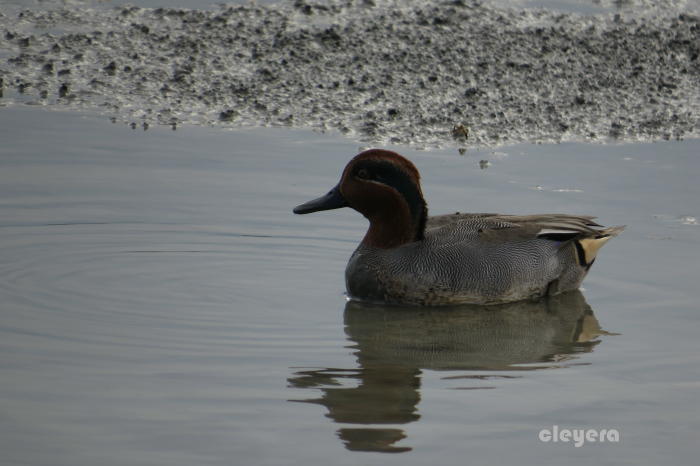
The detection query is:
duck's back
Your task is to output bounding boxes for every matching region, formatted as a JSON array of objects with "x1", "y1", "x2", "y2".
[{"x1": 346, "y1": 213, "x2": 622, "y2": 306}]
